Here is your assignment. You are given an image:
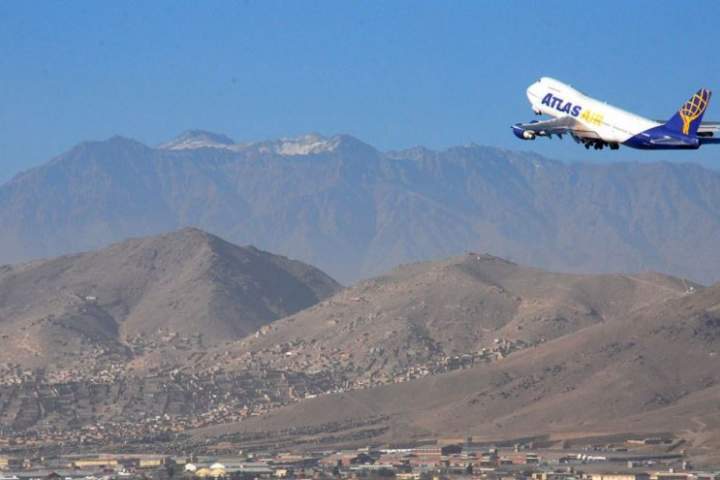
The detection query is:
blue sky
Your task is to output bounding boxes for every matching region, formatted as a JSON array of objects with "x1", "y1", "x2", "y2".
[{"x1": 1, "y1": 1, "x2": 719, "y2": 181}]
